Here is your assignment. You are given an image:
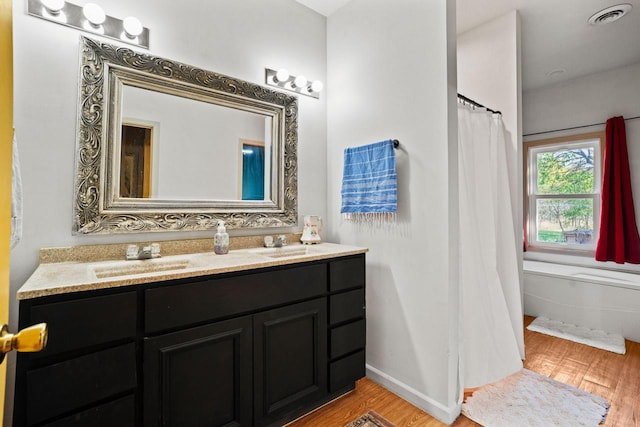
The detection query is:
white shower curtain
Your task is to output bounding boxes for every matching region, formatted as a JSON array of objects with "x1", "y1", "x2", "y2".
[{"x1": 458, "y1": 103, "x2": 524, "y2": 389}]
